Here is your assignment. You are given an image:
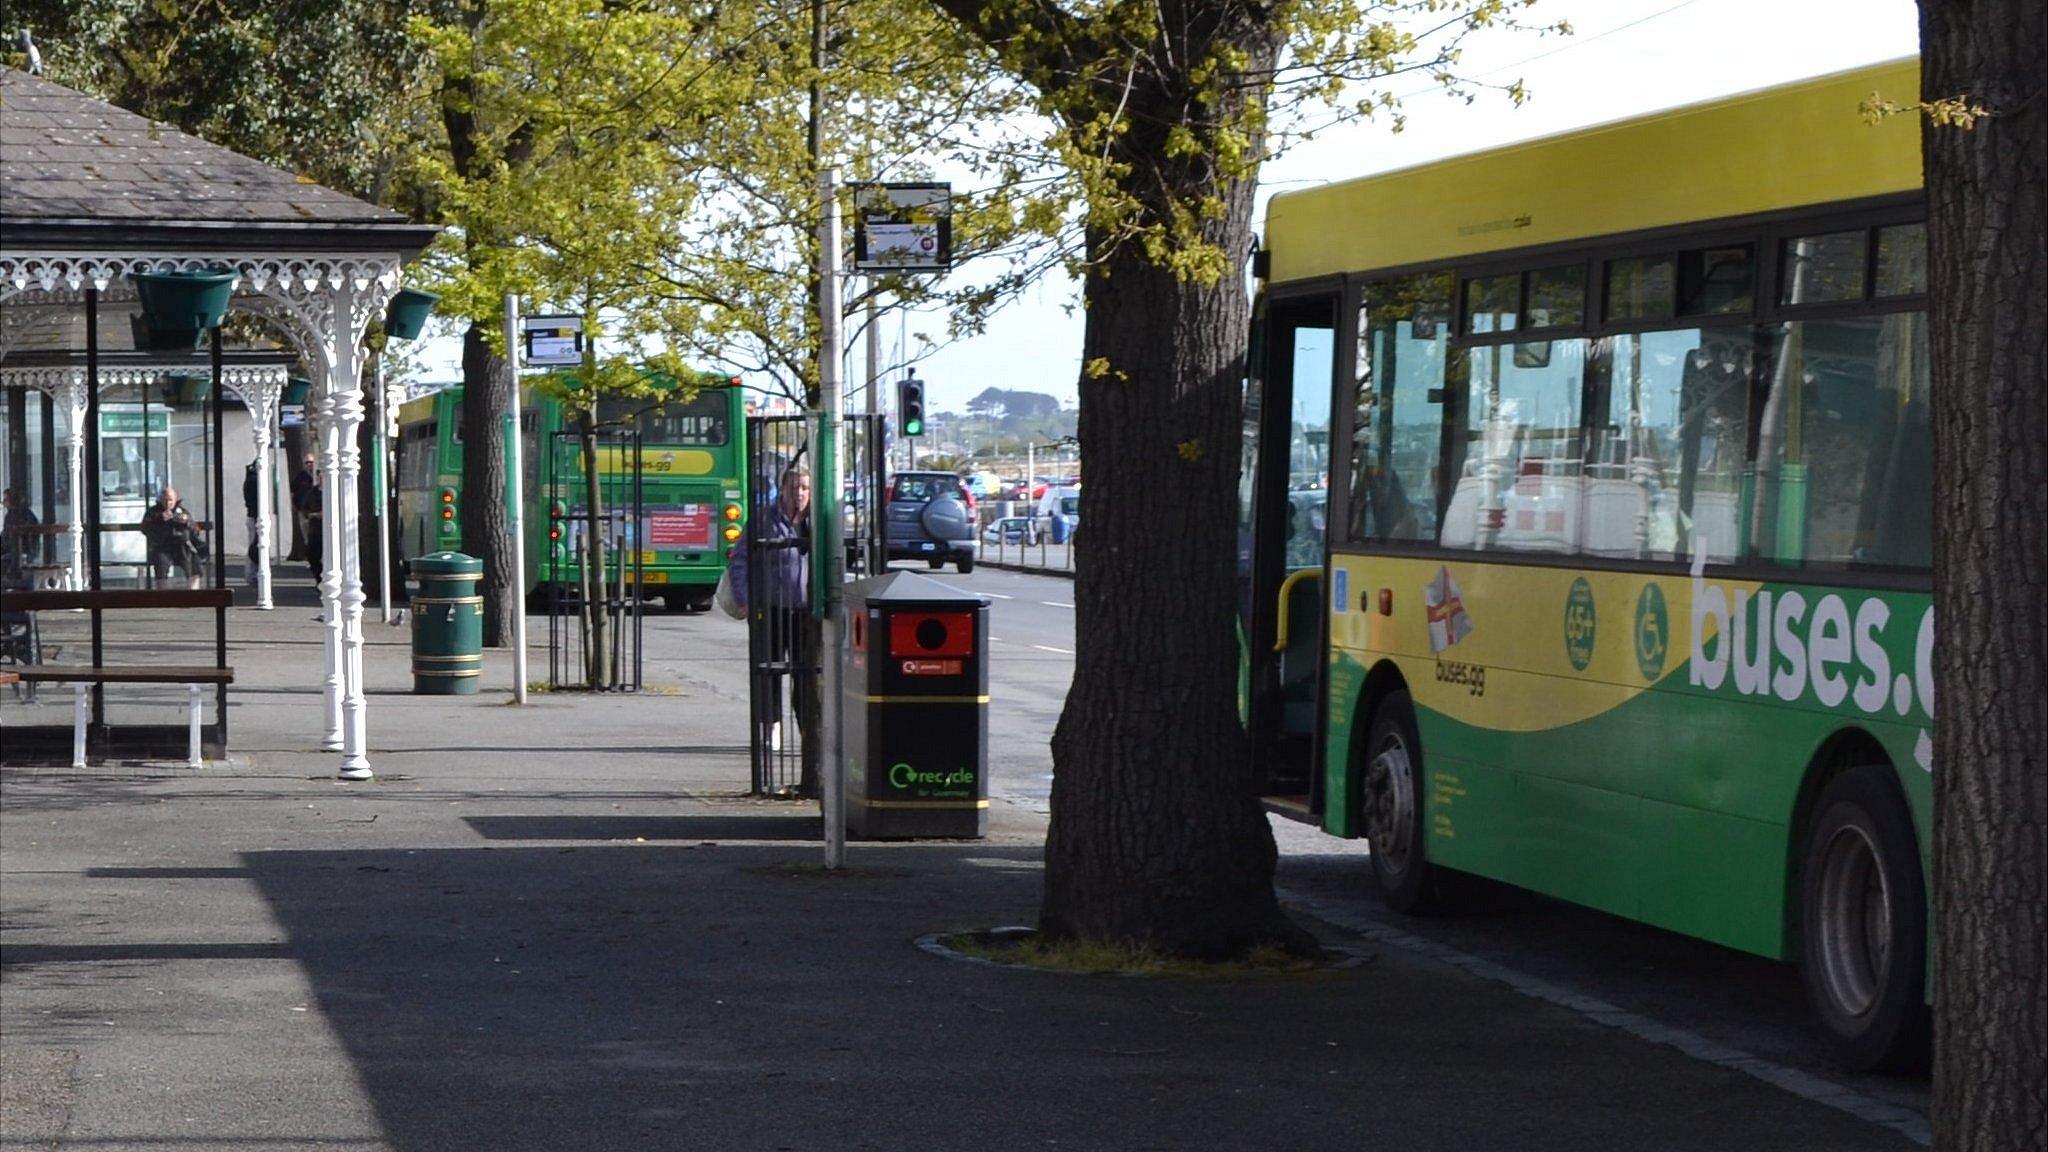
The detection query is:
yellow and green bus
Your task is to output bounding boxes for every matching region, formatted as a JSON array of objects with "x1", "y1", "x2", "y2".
[
  {"x1": 1243, "y1": 59, "x2": 1931, "y2": 1070},
  {"x1": 395, "y1": 376, "x2": 749, "y2": 611}
]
